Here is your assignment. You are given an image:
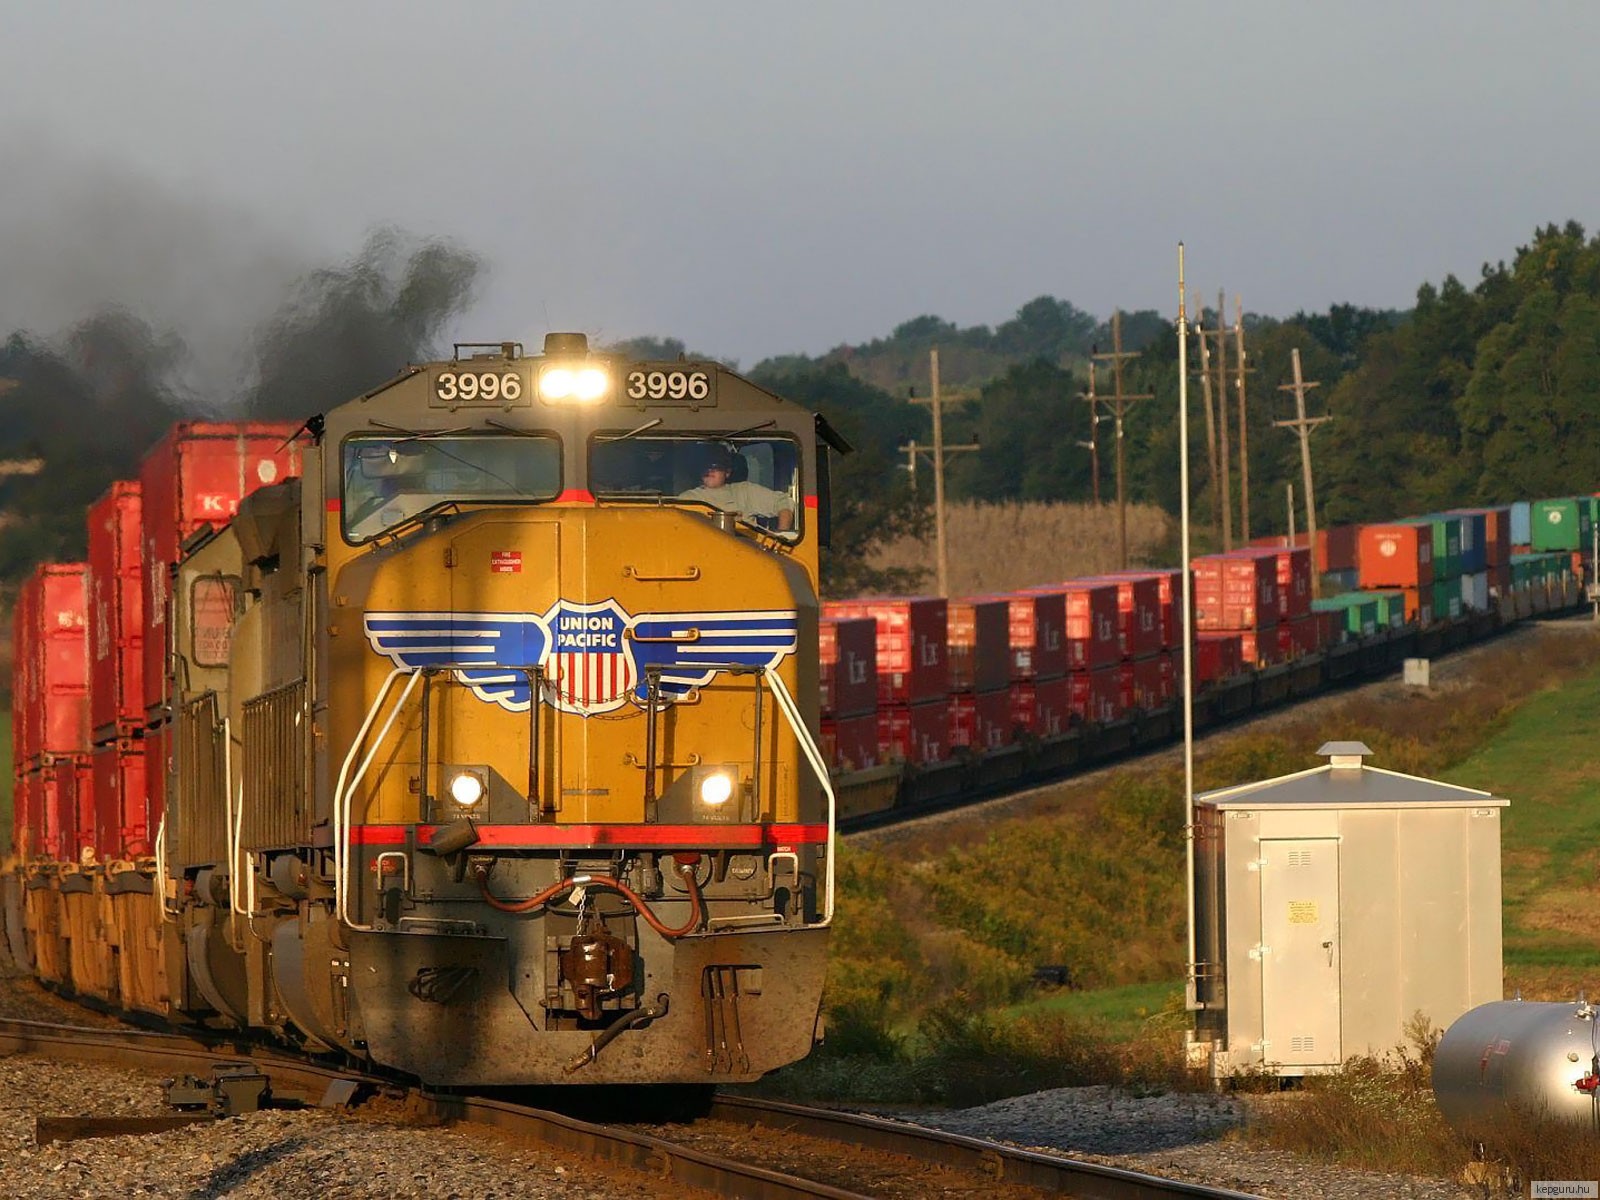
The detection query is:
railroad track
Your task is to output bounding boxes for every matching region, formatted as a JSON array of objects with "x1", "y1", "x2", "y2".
[{"x1": 0, "y1": 1016, "x2": 1258, "y2": 1199}]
